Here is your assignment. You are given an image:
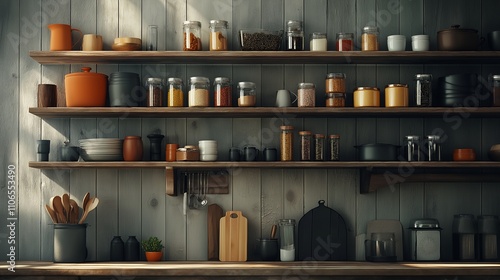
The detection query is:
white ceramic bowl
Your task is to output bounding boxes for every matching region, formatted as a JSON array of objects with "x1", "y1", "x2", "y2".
[
  {"x1": 200, "y1": 154, "x2": 217, "y2": 161},
  {"x1": 387, "y1": 35, "x2": 406, "y2": 51},
  {"x1": 412, "y1": 35, "x2": 429, "y2": 51}
]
